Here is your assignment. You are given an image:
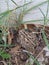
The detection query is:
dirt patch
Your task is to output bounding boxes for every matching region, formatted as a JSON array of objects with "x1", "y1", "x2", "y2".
[{"x1": 0, "y1": 24, "x2": 49, "y2": 65}]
